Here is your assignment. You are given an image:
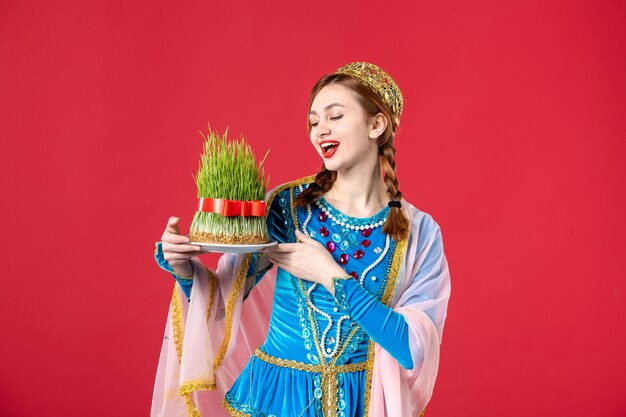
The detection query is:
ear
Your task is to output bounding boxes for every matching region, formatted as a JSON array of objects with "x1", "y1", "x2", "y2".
[{"x1": 368, "y1": 113, "x2": 387, "y2": 140}]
